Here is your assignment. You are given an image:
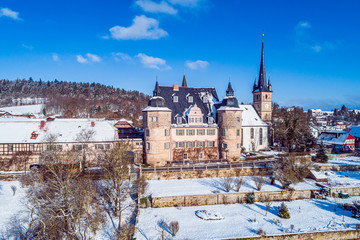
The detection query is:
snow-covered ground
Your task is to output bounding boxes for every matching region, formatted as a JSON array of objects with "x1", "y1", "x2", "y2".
[
  {"x1": 325, "y1": 156, "x2": 360, "y2": 166},
  {"x1": 0, "y1": 104, "x2": 44, "y2": 115},
  {"x1": 135, "y1": 198, "x2": 360, "y2": 240},
  {"x1": 146, "y1": 176, "x2": 318, "y2": 198},
  {"x1": 0, "y1": 181, "x2": 27, "y2": 235},
  {"x1": 326, "y1": 170, "x2": 360, "y2": 188}
]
